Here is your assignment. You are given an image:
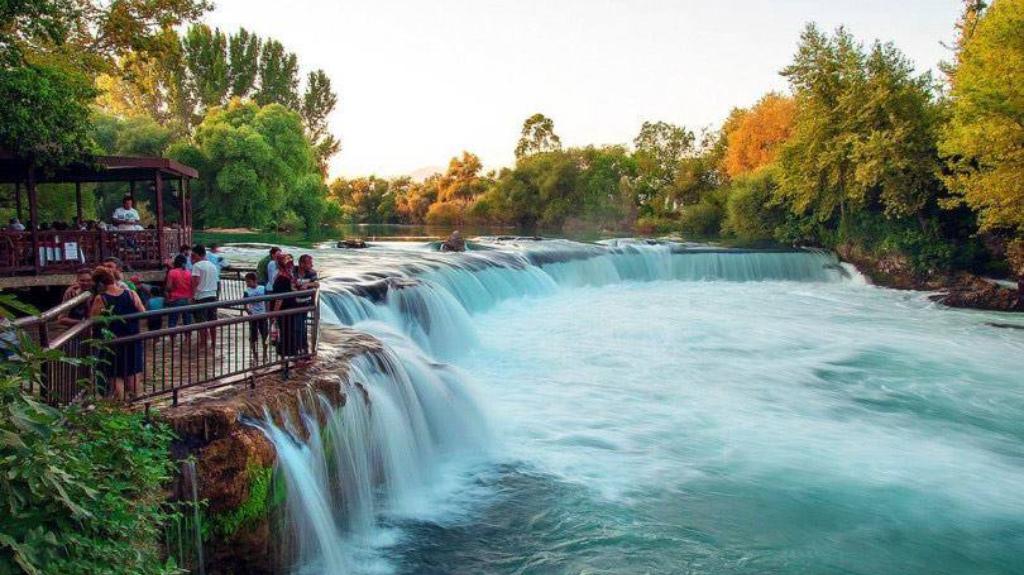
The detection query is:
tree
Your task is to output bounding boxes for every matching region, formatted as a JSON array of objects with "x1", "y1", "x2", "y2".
[
  {"x1": 171, "y1": 99, "x2": 329, "y2": 229},
  {"x1": 227, "y1": 28, "x2": 261, "y2": 97},
  {"x1": 182, "y1": 24, "x2": 229, "y2": 109},
  {"x1": 0, "y1": 62, "x2": 97, "y2": 167},
  {"x1": 632, "y1": 121, "x2": 695, "y2": 208},
  {"x1": 514, "y1": 113, "x2": 562, "y2": 159},
  {"x1": 1, "y1": 0, "x2": 208, "y2": 167},
  {"x1": 722, "y1": 93, "x2": 797, "y2": 179},
  {"x1": 301, "y1": 70, "x2": 340, "y2": 173},
  {"x1": 940, "y1": 0, "x2": 1024, "y2": 234},
  {"x1": 255, "y1": 39, "x2": 299, "y2": 109},
  {"x1": 777, "y1": 25, "x2": 941, "y2": 224}
]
